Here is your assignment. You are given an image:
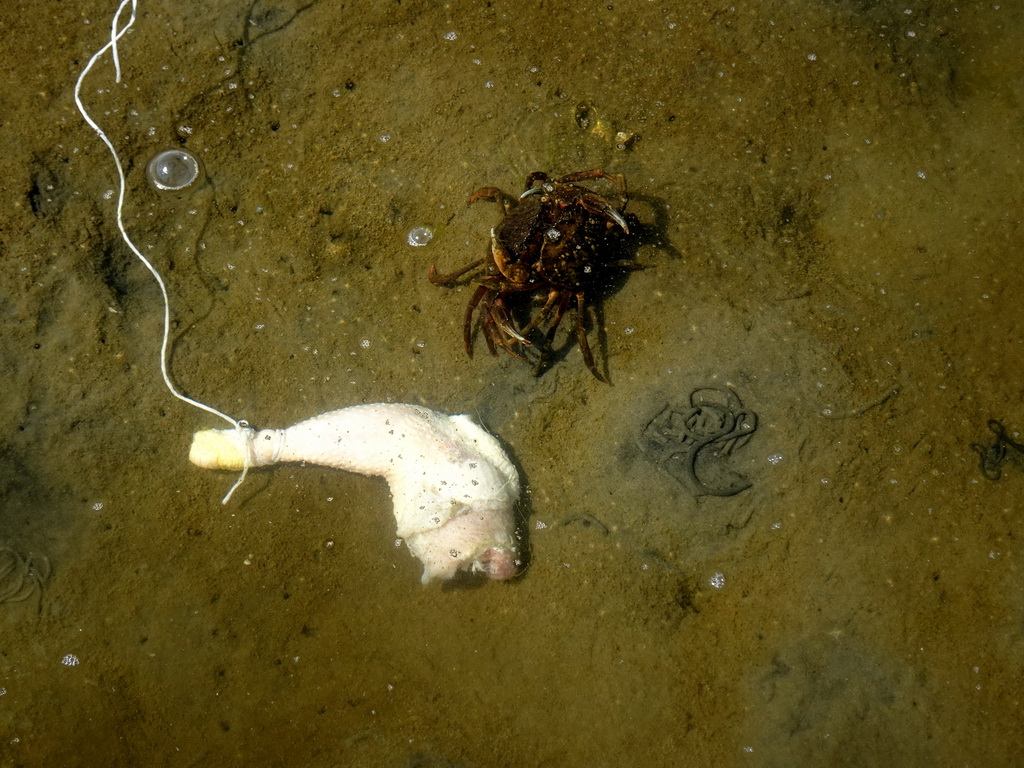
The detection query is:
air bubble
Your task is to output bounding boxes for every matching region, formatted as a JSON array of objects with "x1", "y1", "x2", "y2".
[
  {"x1": 146, "y1": 149, "x2": 203, "y2": 191},
  {"x1": 407, "y1": 226, "x2": 434, "y2": 247}
]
